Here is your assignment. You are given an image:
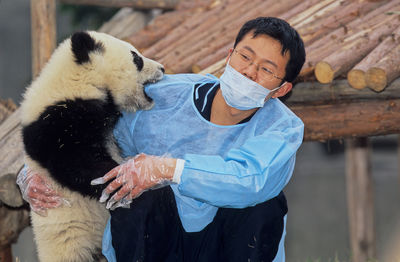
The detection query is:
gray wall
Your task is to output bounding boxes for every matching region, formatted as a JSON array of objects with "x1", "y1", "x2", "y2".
[{"x1": 0, "y1": 0, "x2": 32, "y2": 104}]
